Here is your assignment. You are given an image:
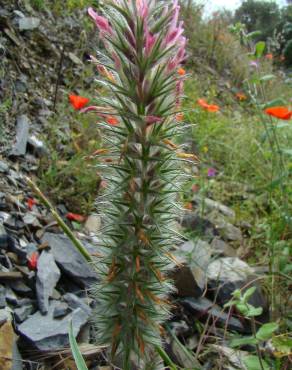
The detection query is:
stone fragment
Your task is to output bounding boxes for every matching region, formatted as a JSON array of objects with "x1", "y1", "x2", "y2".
[
  {"x1": 0, "y1": 285, "x2": 6, "y2": 308},
  {"x1": 18, "y1": 17, "x2": 40, "y2": 31},
  {"x1": 41, "y1": 233, "x2": 98, "y2": 287},
  {"x1": 0, "y1": 161, "x2": 9, "y2": 174},
  {"x1": 36, "y1": 251, "x2": 61, "y2": 314},
  {"x1": 181, "y1": 297, "x2": 244, "y2": 332},
  {"x1": 173, "y1": 240, "x2": 211, "y2": 297},
  {"x1": 53, "y1": 302, "x2": 69, "y2": 318},
  {"x1": 63, "y1": 293, "x2": 91, "y2": 315},
  {"x1": 182, "y1": 213, "x2": 217, "y2": 239},
  {"x1": 9, "y1": 115, "x2": 30, "y2": 157},
  {"x1": 9, "y1": 280, "x2": 32, "y2": 297},
  {"x1": 14, "y1": 304, "x2": 34, "y2": 323},
  {"x1": 210, "y1": 237, "x2": 237, "y2": 257},
  {"x1": 0, "y1": 224, "x2": 8, "y2": 250},
  {"x1": 18, "y1": 301, "x2": 89, "y2": 351},
  {"x1": 27, "y1": 135, "x2": 48, "y2": 157},
  {"x1": 193, "y1": 196, "x2": 236, "y2": 220}
]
